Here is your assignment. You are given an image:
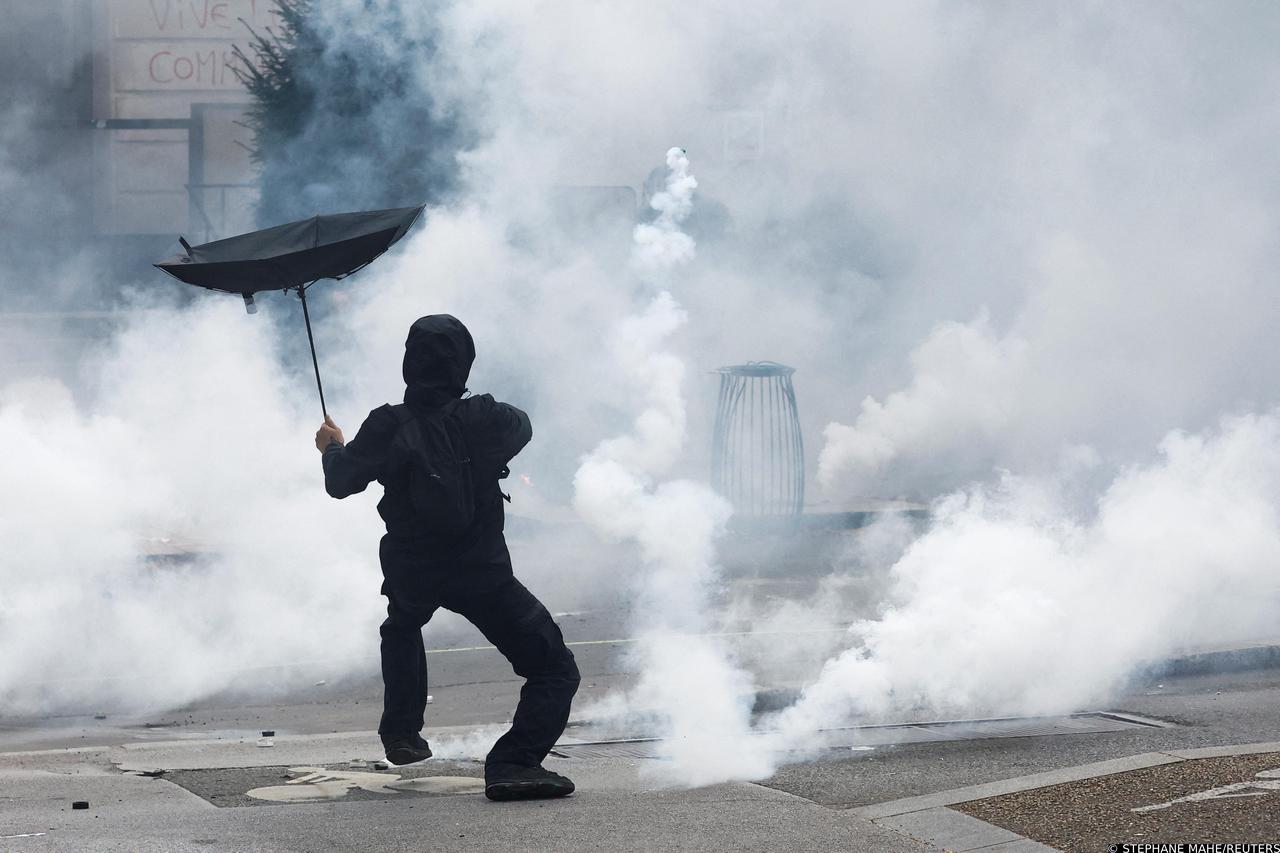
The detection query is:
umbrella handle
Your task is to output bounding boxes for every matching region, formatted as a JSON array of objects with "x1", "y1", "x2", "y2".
[{"x1": 297, "y1": 285, "x2": 328, "y2": 420}]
